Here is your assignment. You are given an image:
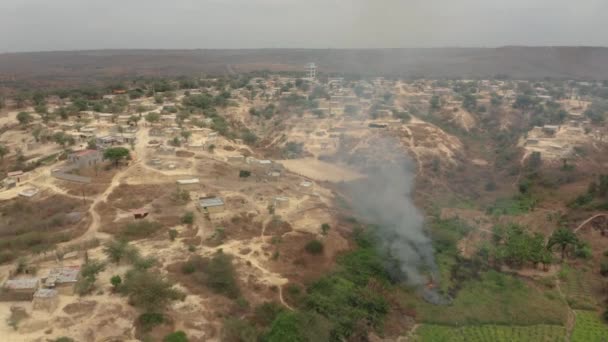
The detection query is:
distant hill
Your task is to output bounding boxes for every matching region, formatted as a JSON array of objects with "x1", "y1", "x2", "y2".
[{"x1": 1, "y1": 47, "x2": 608, "y2": 89}]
